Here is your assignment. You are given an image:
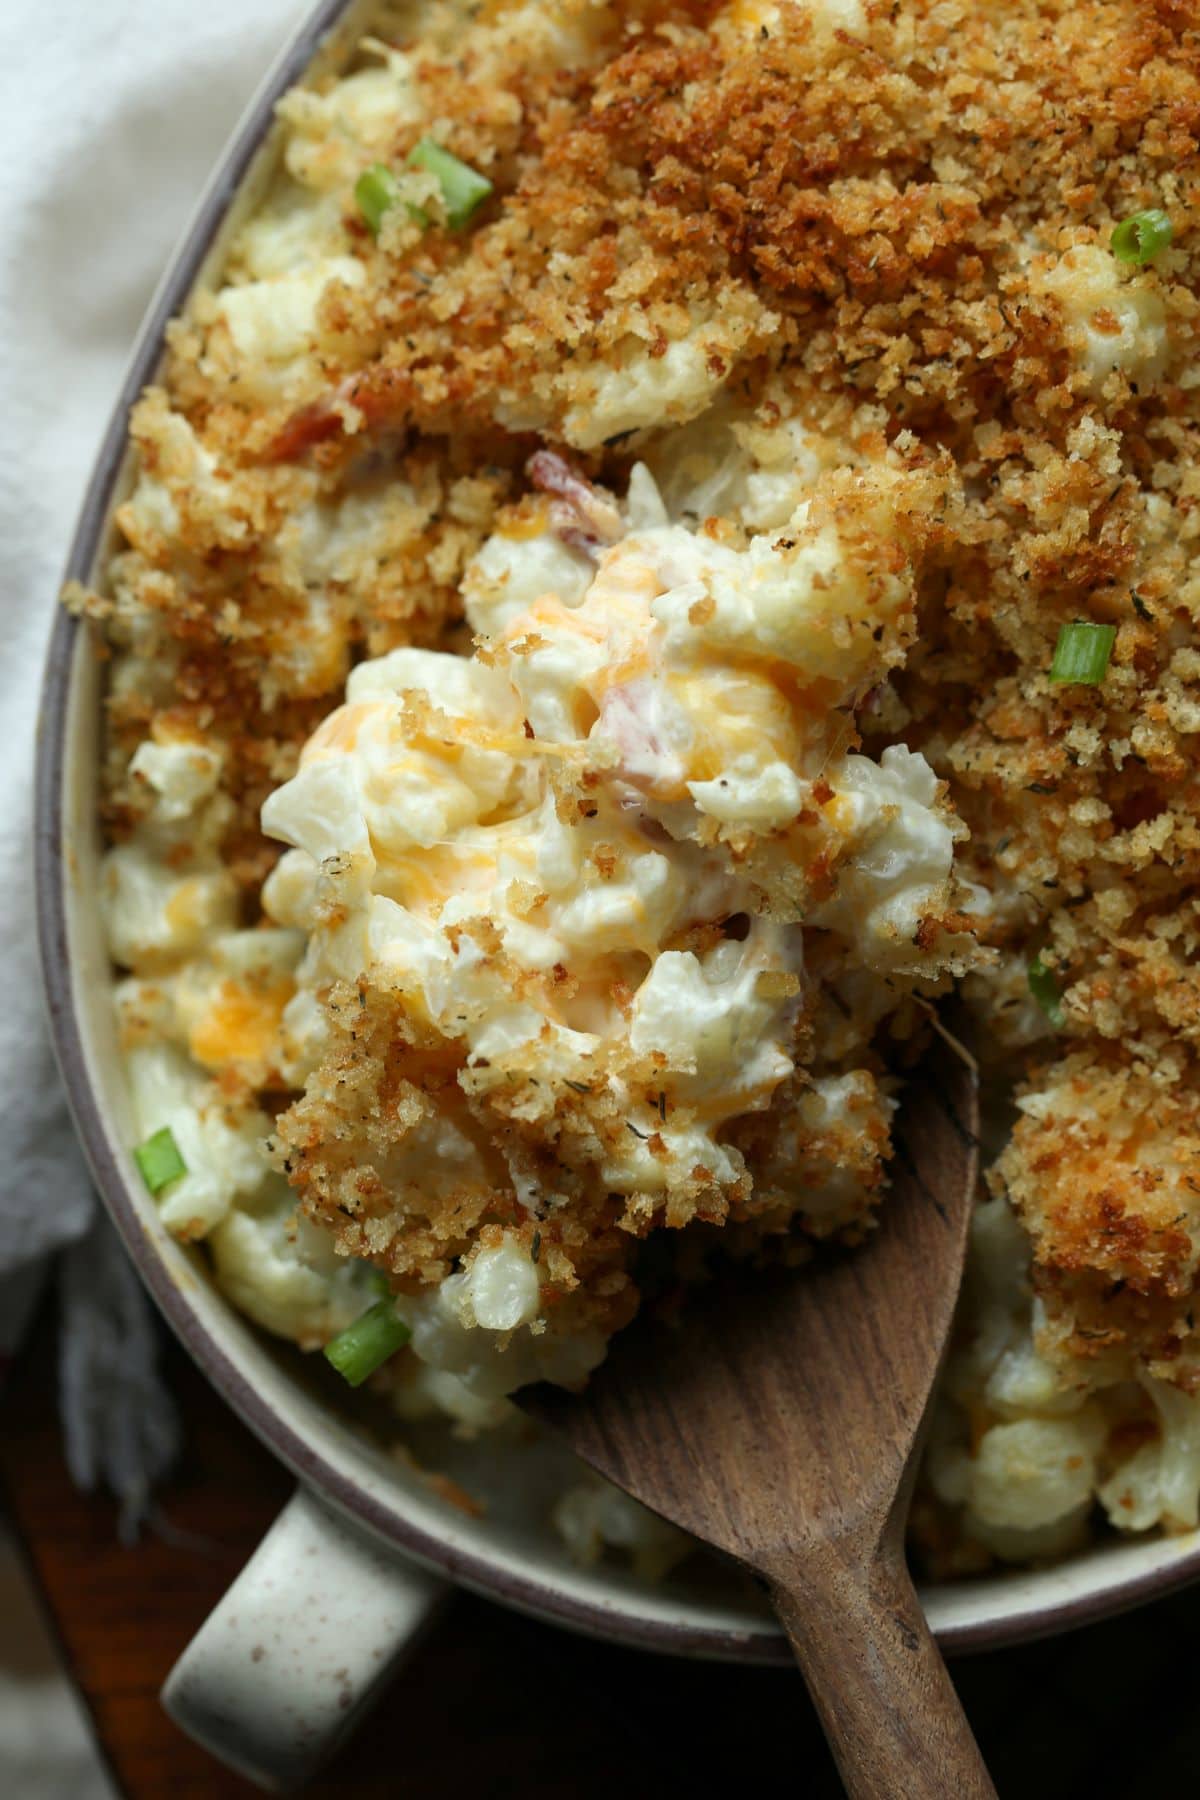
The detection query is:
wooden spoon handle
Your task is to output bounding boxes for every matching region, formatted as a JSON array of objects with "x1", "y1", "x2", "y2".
[{"x1": 768, "y1": 1550, "x2": 995, "y2": 1800}]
